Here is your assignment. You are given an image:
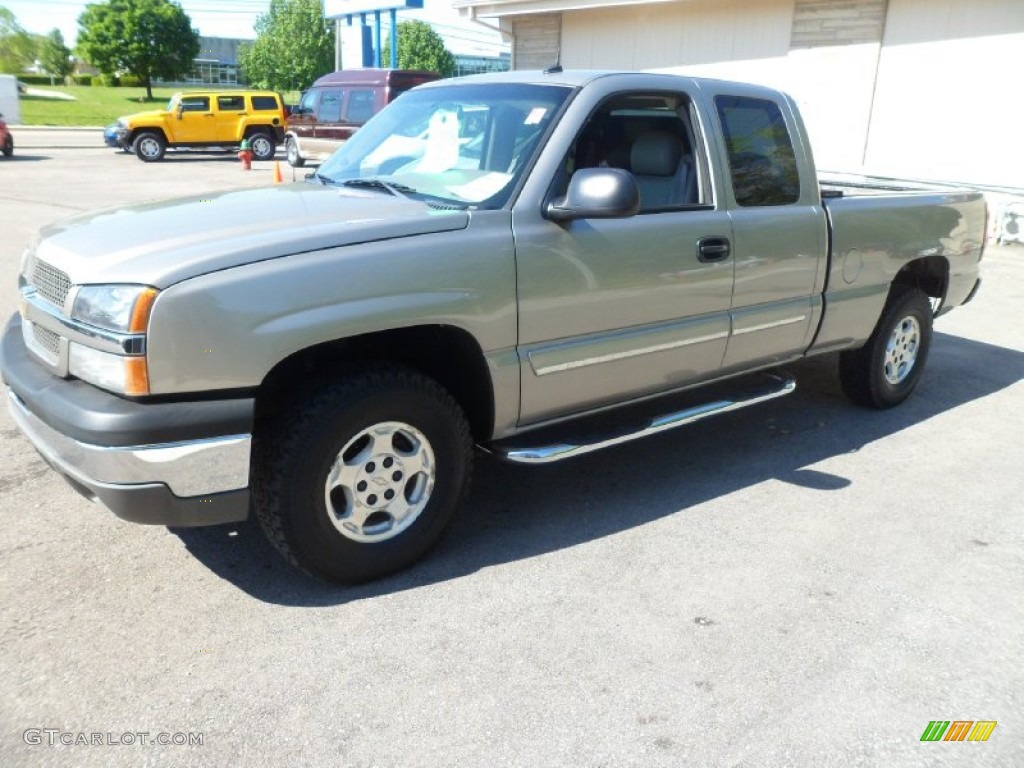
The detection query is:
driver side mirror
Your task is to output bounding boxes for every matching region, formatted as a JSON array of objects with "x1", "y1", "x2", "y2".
[
  {"x1": 546, "y1": 168, "x2": 640, "y2": 223},
  {"x1": 176, "y1": 105, "x2": 184, "y2": 119}
]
